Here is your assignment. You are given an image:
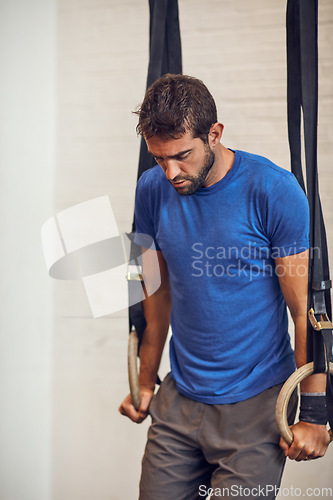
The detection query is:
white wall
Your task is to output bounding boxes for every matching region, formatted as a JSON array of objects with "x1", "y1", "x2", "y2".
[
  {"x1": 0, "y1": 0, "x2": 55, "y2": 499},
  {"x1": 55, "y1": 1, "x2": 333, "y2": 499},
  {"x1": 54, "y1": 2, "x2": 333, "y2": 499},
  {"x1": 53, "y1": 2, "x2": 151, "y2": 499},
  {"x1": 0, "y1": 1, "x2": 331, "y2": 499}
]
